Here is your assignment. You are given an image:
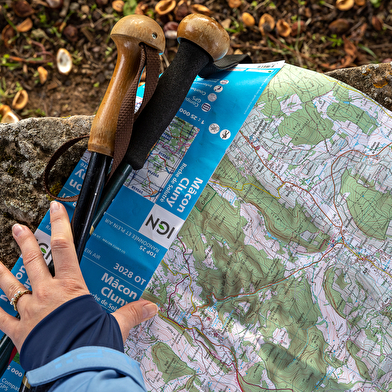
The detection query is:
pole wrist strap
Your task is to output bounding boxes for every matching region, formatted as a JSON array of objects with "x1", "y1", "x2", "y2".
[{"x1": 44, "y1": 43, "x2": 160, "y2": 202}]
